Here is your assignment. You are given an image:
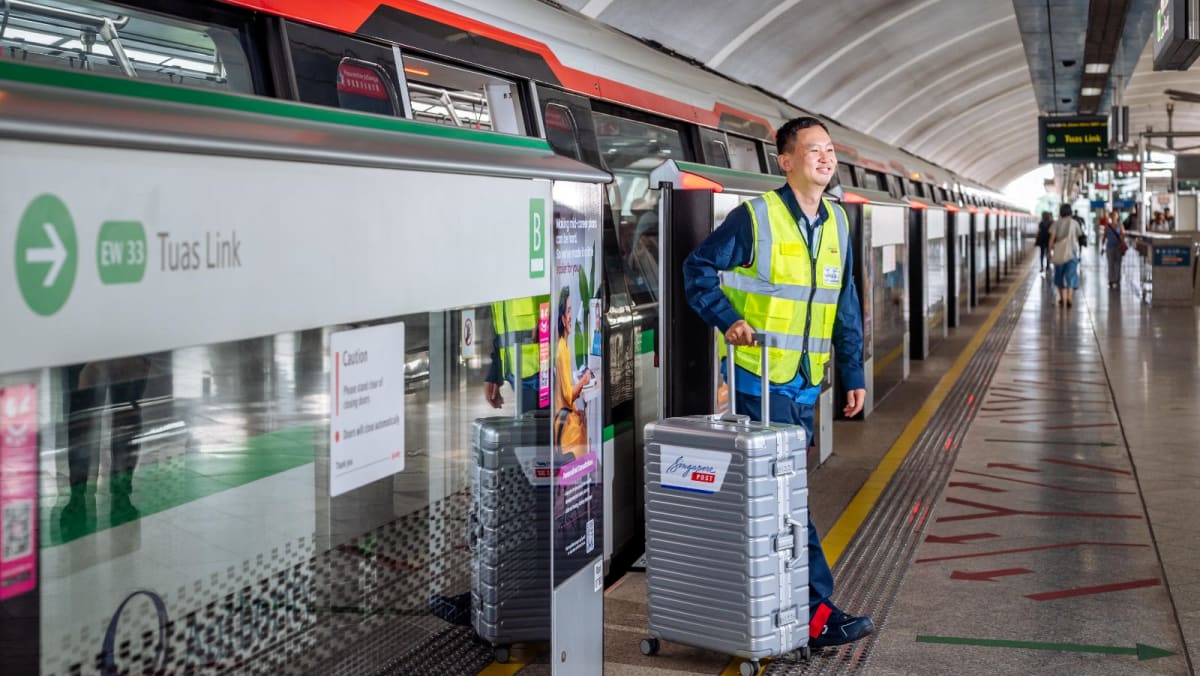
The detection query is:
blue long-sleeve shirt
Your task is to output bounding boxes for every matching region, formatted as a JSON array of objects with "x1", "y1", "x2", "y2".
[{"x1": 683, "y1": 185, "x2": 865, "y2": 404}]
